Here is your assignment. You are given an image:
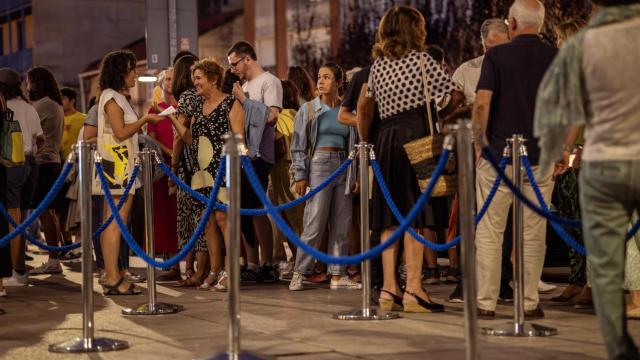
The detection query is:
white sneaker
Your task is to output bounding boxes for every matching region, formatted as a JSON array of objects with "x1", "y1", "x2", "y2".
[
  {"x1": 278, "y1": 261, "x2": 293, "y2": 280},
  {"x1": 538, "y1": 280, "x2": 557, "y2": 294},
  {"x1": 3, "y1": 270, "x2": 28, "y2": 287},
  {"x1": 289, "y1": 272, "x2": 304, "y2": 291},
  {"x1": 330, "y1": 276, "x2": 363, "y2": 290},
  {"x1": 29, "y1": 259, "x2": 63, "y2": 275}
]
